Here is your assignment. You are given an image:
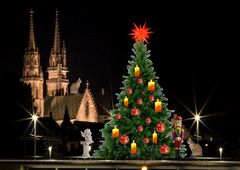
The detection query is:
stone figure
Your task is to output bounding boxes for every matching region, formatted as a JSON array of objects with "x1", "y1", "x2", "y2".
[
  {"x1": 70, "y1": 77, "x2": 81, "y2": 94},
  {"x1": 80, "y1": 128, "x2": 94, "y2": 158},
  {"x1": 187, "y1": 138, "x2": 203, "y2": 157}
]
